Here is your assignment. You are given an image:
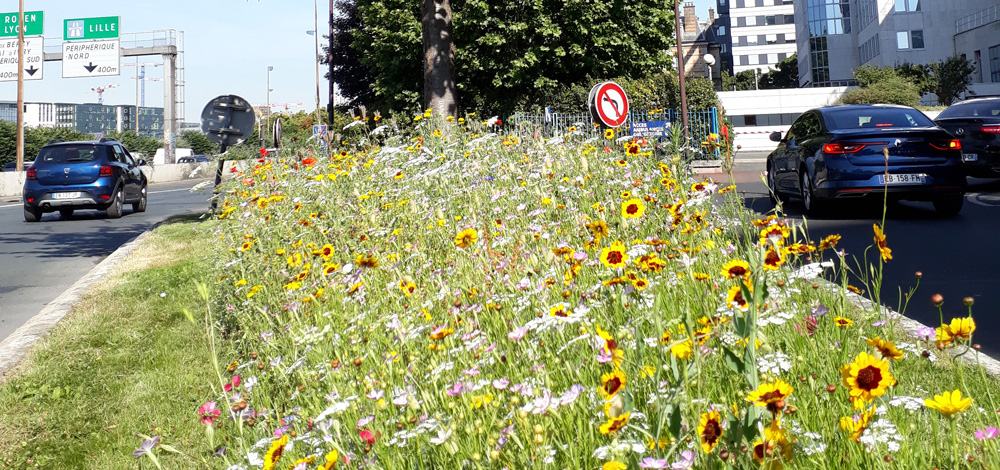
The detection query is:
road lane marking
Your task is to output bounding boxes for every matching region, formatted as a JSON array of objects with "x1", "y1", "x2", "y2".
[{"x1": 0, "y1": 185, "x2": 208, "y2": 209}]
